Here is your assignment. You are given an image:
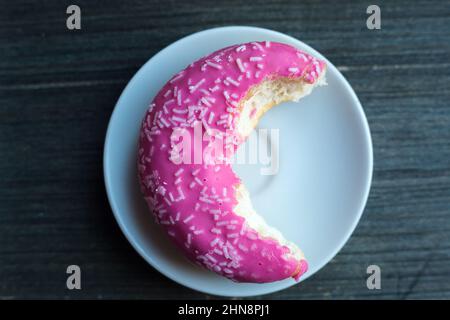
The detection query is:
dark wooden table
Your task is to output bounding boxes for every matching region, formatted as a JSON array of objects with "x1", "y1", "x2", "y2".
[{"x1": 1, "y1": 0, "x2": 449, "y2": 299}]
